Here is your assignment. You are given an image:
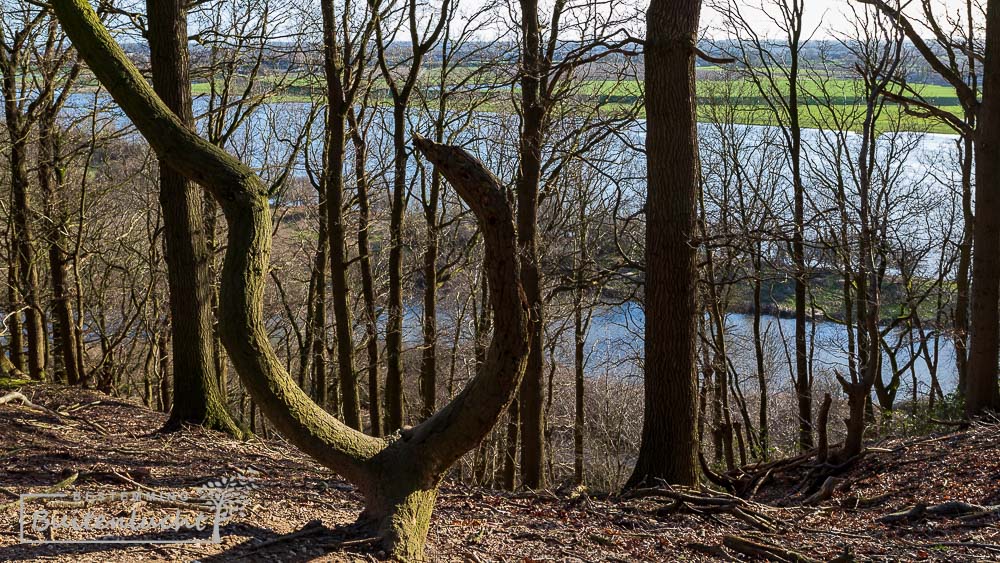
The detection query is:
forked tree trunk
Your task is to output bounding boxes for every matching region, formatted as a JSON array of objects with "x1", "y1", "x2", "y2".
[{"x1": 50, "y1": 4, "x2": 527, "y2": 558}]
